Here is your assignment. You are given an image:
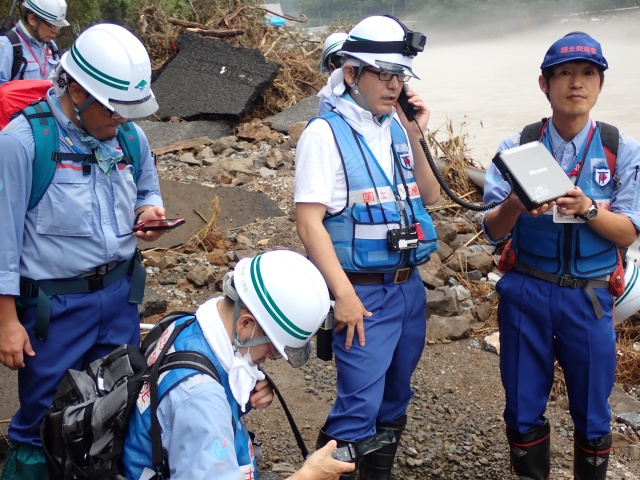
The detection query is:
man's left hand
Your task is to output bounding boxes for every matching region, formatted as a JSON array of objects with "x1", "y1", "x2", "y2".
[{"x1": 250, "y1": 379, "x2": 274, "y2": 409}]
